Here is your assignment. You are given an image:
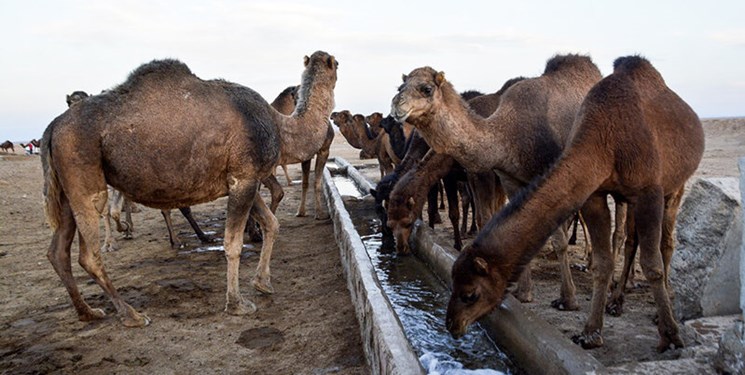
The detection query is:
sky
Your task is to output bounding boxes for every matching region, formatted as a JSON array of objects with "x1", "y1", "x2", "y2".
[{"x1": 1, "y1": 0, "x2": 744, "y2": 142}]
